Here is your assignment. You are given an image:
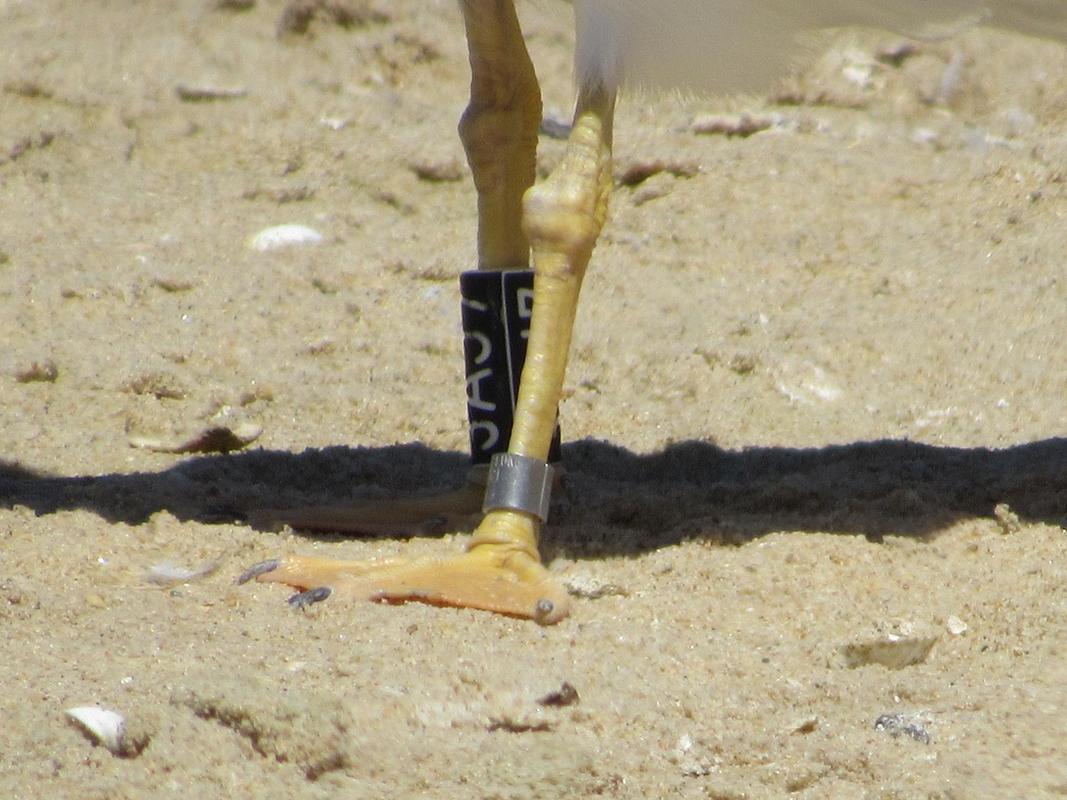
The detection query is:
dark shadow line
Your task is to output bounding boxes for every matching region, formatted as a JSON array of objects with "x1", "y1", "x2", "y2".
[{"x1": 1, "y1": 437, "x2": 1064, "y2": 557}]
